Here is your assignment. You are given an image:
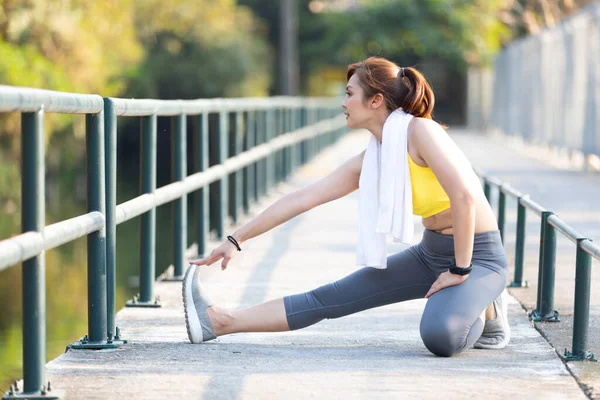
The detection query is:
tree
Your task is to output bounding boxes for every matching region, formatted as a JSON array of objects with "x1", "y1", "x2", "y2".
[{"x1": 126, "y1": 0, "x2": 272, "y2": 99}]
